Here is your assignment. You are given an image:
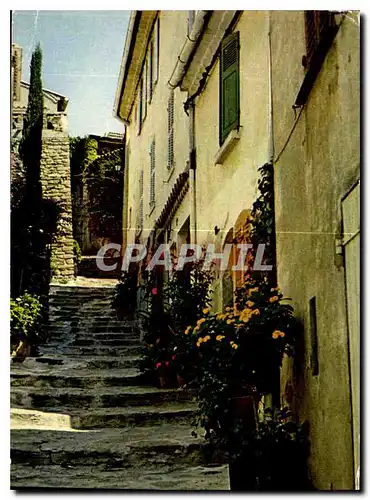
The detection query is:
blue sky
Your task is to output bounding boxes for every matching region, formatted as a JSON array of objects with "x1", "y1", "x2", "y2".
[{"x1": 12, "y1": 10, "x2": 129, "y2": 137}]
